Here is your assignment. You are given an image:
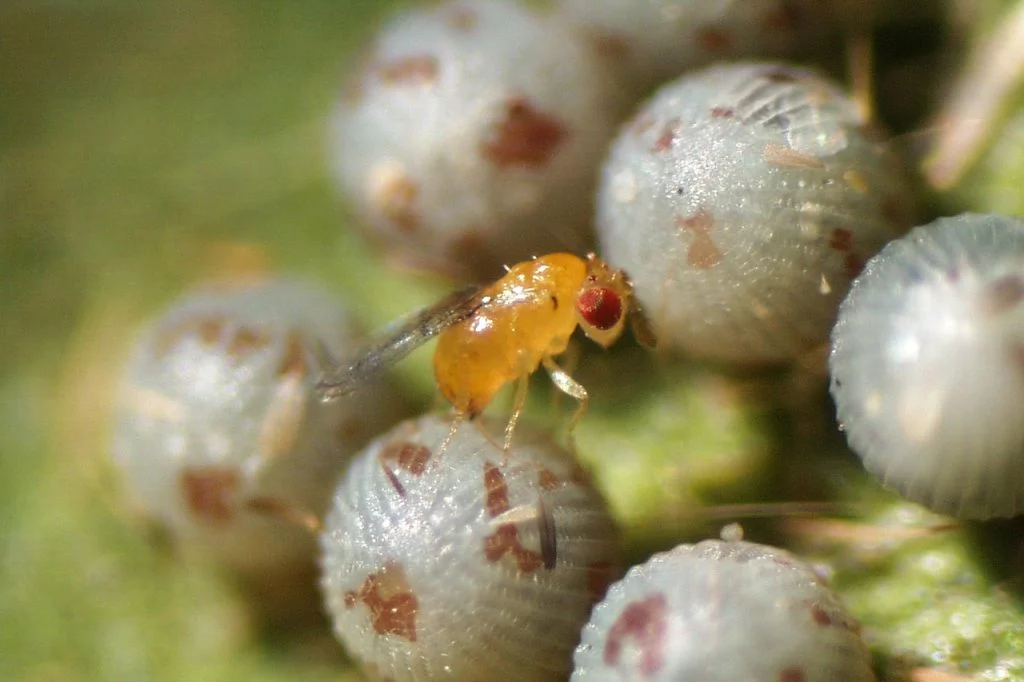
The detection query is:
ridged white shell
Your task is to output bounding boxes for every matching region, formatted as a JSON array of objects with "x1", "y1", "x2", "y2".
[
  {"x1": 112, "y1": 278, "x2": 406, "y2": 574},
  {"x1": 320, "y1": 413, "x2": 620, "y2": 681},
  {"x1": 331, "y1": 0, "x2": 626, "y2": 280},
  {"x1": 830, "y1": 213, "x2": 1024, "y2": 519},
  {"x1": 596, "y1": 61, "x2": 914, "y2": 364},
  {"x1": 571, "y1": 539, "x2": 874, "y2": 681}
]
